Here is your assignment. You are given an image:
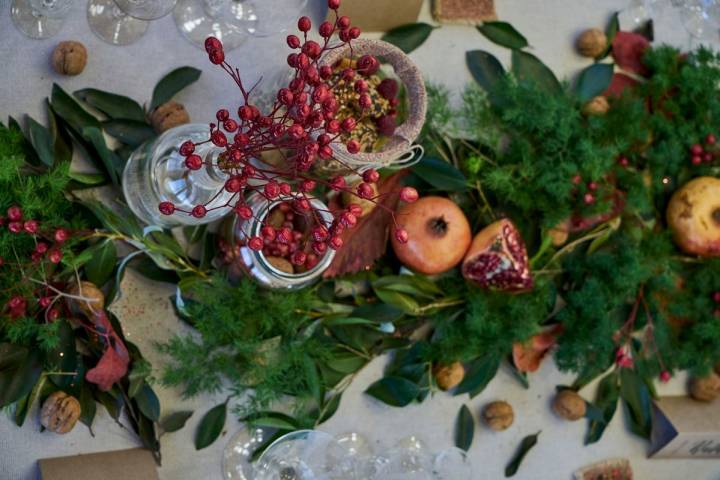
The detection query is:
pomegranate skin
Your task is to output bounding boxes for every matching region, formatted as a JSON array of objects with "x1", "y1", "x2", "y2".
[
  {"x1": 391, "y1": 196, "x2": 471, "y2": 275},
  {"x1": 667, "y1": 176, "x2": 720, "y2": 257},
  {"x1": 461, "y1": 218, "x2": 533, "y2": 292}
]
